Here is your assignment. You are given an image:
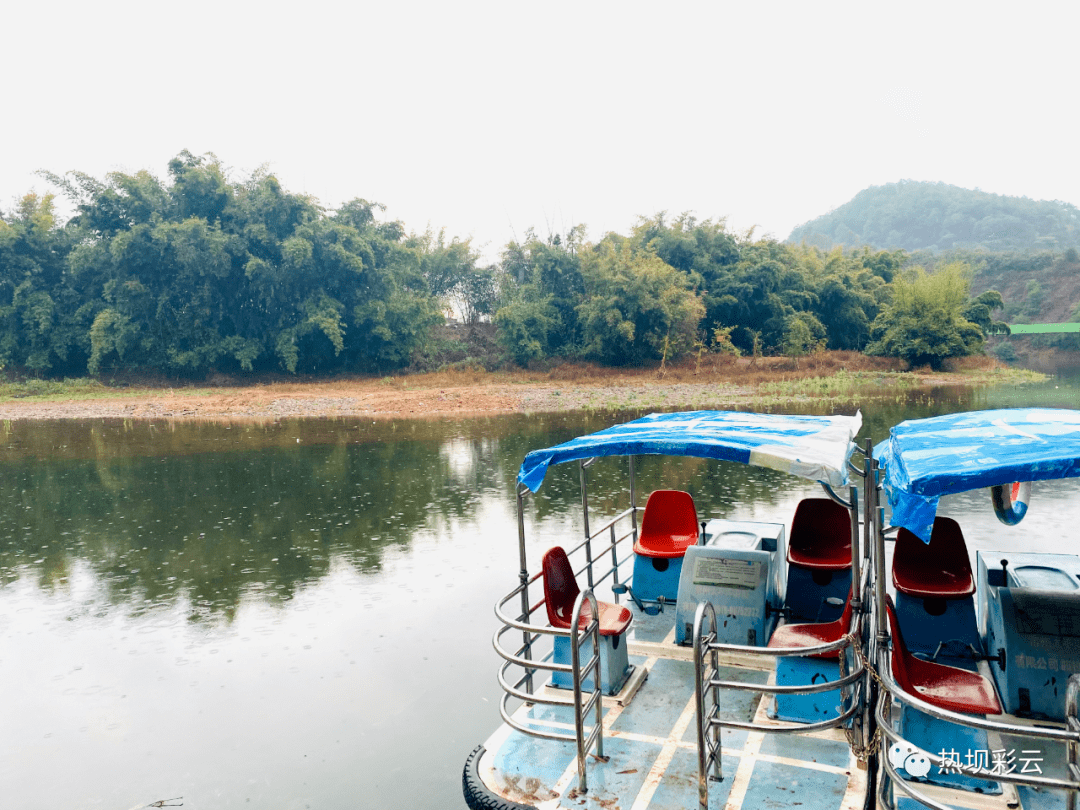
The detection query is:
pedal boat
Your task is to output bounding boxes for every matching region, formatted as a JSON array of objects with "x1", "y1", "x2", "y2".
[
  {"x1": 871, "y1": 407, "x2": 1080, "y2": 810},
  {"x1": 463, "y1": 409, "x2": 876, "y2": 810}
]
